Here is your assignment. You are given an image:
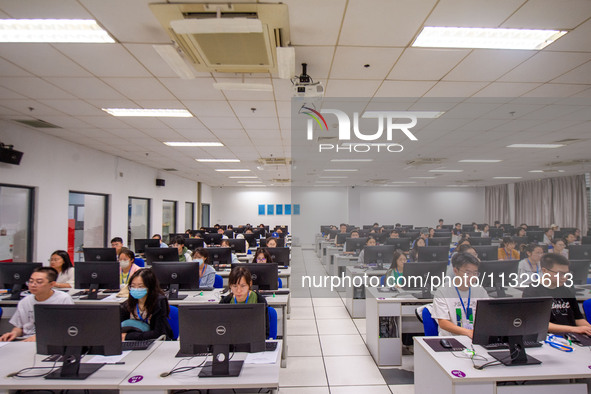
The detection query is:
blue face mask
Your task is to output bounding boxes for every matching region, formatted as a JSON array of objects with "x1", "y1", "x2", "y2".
[
  {"x1": 130, "y1": 288, "x2": 148, "y2": 300},
  {"x1": 194, "y1": 258, "x2": 204, "y2": 264}
]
